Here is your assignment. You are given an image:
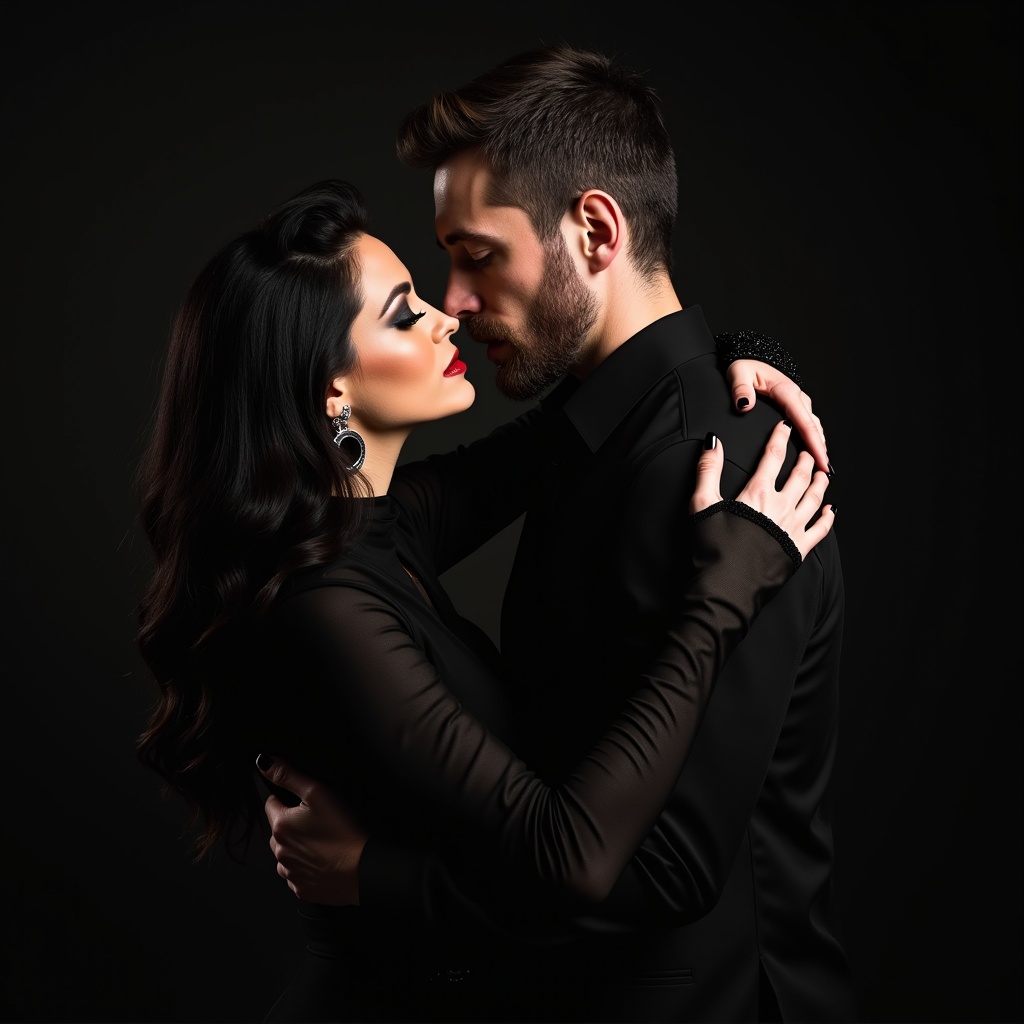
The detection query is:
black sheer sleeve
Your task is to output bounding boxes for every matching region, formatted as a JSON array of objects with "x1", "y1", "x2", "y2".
[
  {"x1": 714, "y1": 331, "x2": 803, "y2": 387},
  {"x1": 265, "y1": 505, "x2": 799, "y2": 907}
]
